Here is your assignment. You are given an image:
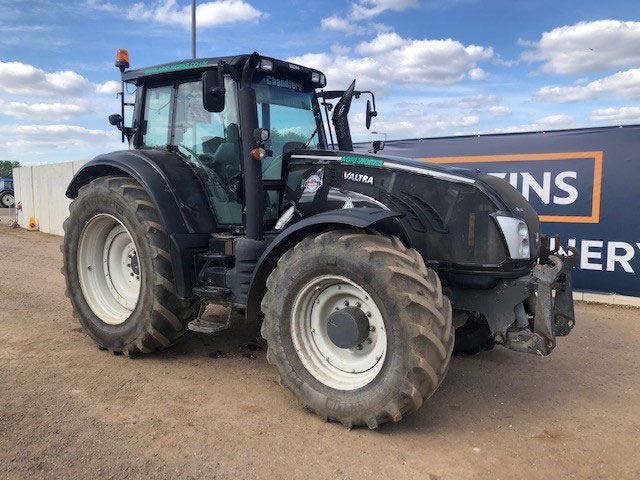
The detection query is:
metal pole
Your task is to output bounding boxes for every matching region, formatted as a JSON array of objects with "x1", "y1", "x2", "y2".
[{"x1": 191, "y1": 0, "x2": 196, "y2": 59}]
